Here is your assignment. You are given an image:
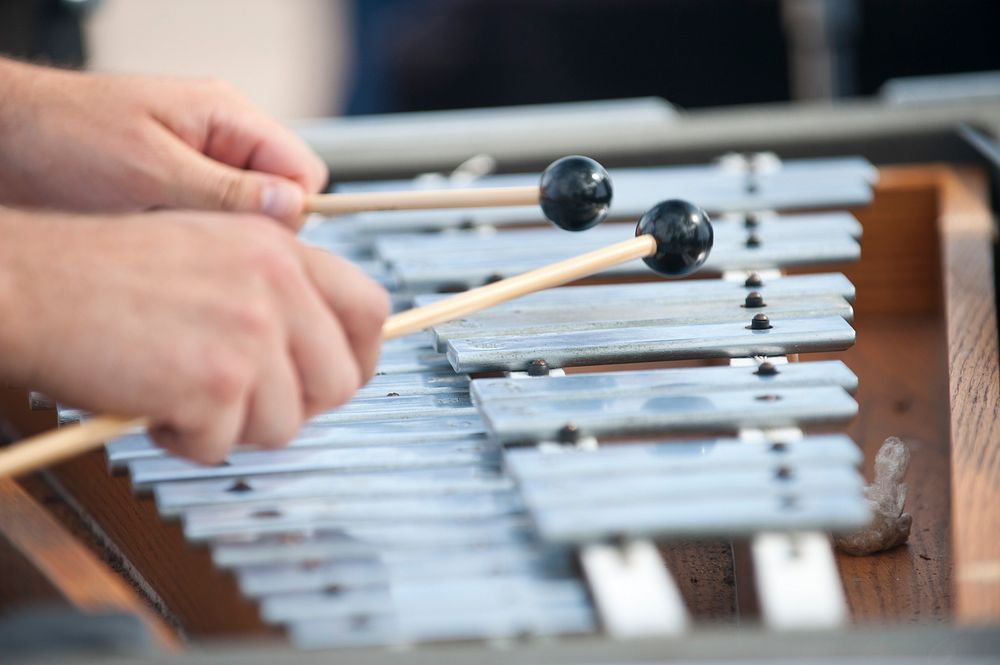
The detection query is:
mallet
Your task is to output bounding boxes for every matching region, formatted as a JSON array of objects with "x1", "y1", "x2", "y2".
[{"x1": 306, "y1": 156, "x2": 613, "y2": 232}]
